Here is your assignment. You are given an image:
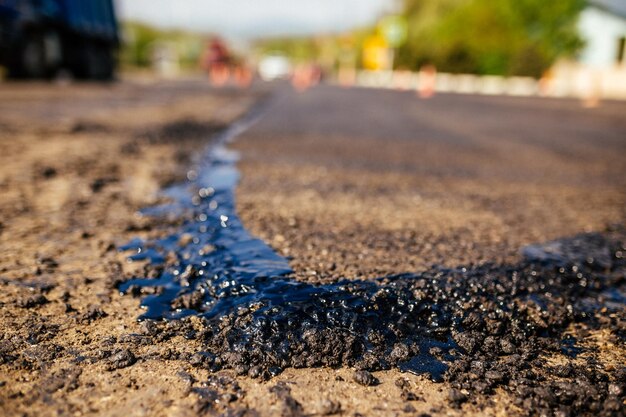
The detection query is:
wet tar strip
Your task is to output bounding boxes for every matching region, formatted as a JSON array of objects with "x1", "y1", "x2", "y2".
[{"x1": 119, "y1": 105, "x2": 626, "y2": 416}]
